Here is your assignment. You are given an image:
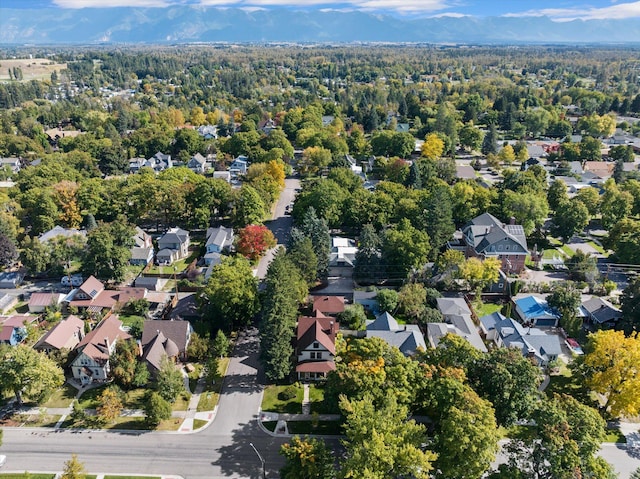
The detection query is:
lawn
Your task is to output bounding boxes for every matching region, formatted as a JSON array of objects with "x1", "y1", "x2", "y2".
[
  {"x1": 545, "y1": 362, "x2": 598, "y2": 407},
  {"x1": 0, "y1": 475, "x2": 56, "y2": 479},
  {"x1": 261, "y1": 384, "x2": 304, "y2": 414},
  {"x1": 193, "y1": 418, "x2": 207, "y2": 430},
  {"x1": 103, "y1": 416, "x2": 148, "y2": 430},
  {"x1": 197, "y1": 357, "x2": 229, "y2": 412},
  {"x1": 309, "y1": 384, "x2": 336, "y2": 414},
  {"x1": 12, "y1": 413, "x2": 61, "y2": 427},
  {"x1": 145, "y1": 244, "x2": 201, "y2": 275},
  {"x1": 188, "y1": 363, "x2": 204, "y2": 392},
  {"x1": 543, "y1": 248, "x2": 563, "y2": 260},
  {"x1": 587, "y1": 241, "x2": 607, "y2": 255},
  {"x1": 287, "y1": 420, "x2": 343, "y2": 435},
  {"x1": 77, "y1": 386, "x2": 148, "y2": 409},
  {"x1": 155, "y1": 417, "x2": 183, "y2": 431},
  {"x1": 603, "y1": 427, "x2": 626, "y2": 443},
  {"x1": 559, "y1": 244, "x2": 576, "y2": 258},
  {"x1": 475, "y1": 302, "x2": 502, "y2": 318},
  {"x1": 43, "y1": 383, "x2": 77, "y2": 408},
  {"x1": 172, "y1": 391, "x2": 191, "y2": 412}
]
